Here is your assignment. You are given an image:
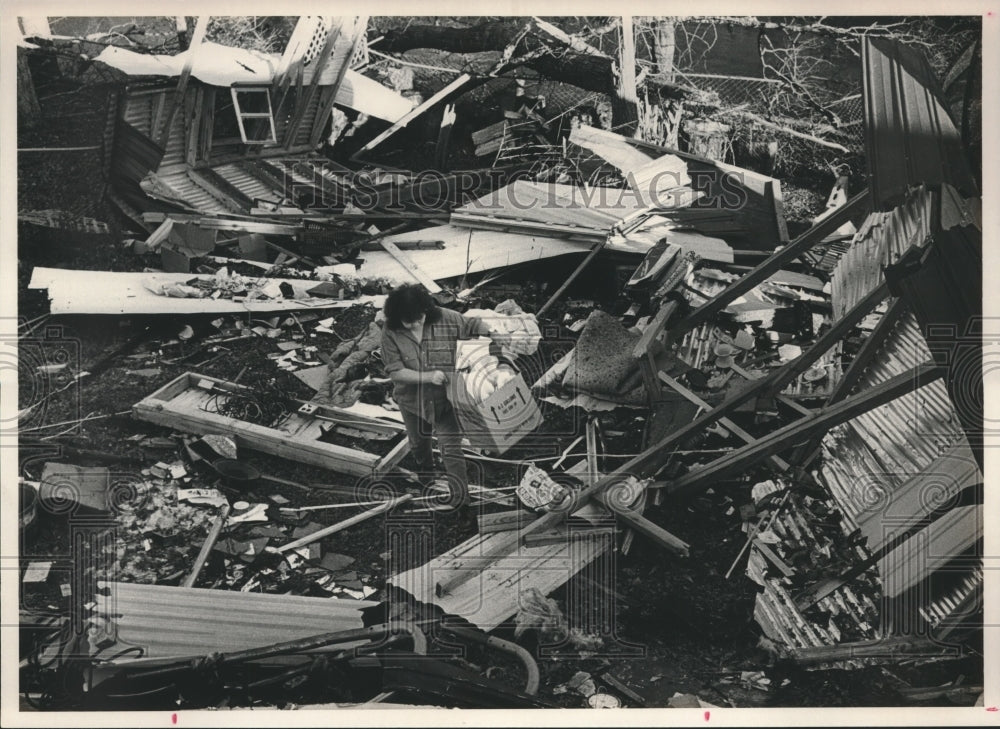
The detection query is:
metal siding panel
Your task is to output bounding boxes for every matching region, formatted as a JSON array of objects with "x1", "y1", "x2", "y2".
[
  {"x1": 877, "y1": 505, "x2": 981, "y2": 598},
  {"x1": 95, "y1": 581, "x2": 375, "y2": 664},
  {"x1": 863, "y1": 37, "x2": 978, "y2": 211}
]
